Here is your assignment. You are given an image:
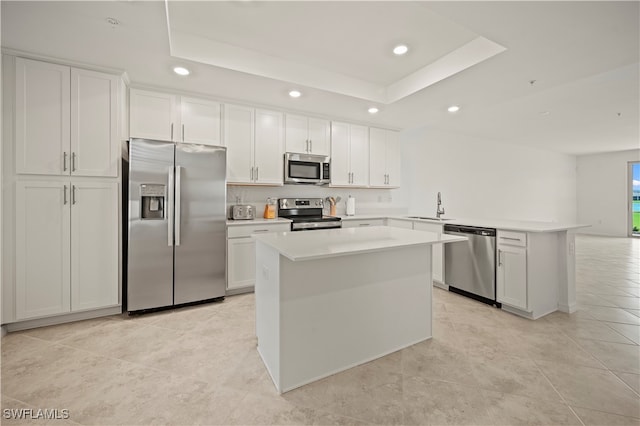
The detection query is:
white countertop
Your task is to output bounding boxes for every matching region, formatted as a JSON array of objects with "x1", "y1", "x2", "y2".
[
  {"x1": 393, "y1": 216, "x2": 589, "y2": 232},
  {"x1": 252, "y1": 226, "x2": 467, "y2": 261},
  {"x1": 226, "y1": 217, "x2": 291, "y2": 226}
]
